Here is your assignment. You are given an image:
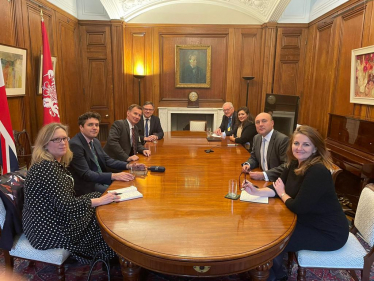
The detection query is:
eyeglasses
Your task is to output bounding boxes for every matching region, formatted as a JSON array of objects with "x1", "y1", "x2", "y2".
[
  {"x1": 143, "y1": 108, "x2": 154, "y2": 112},
  {"x1": 50, "y1": 137, "x2": 70, "y2": 143},
  {"x1": 223, "y1": 108, "x2": 232, "y2": 112}
]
